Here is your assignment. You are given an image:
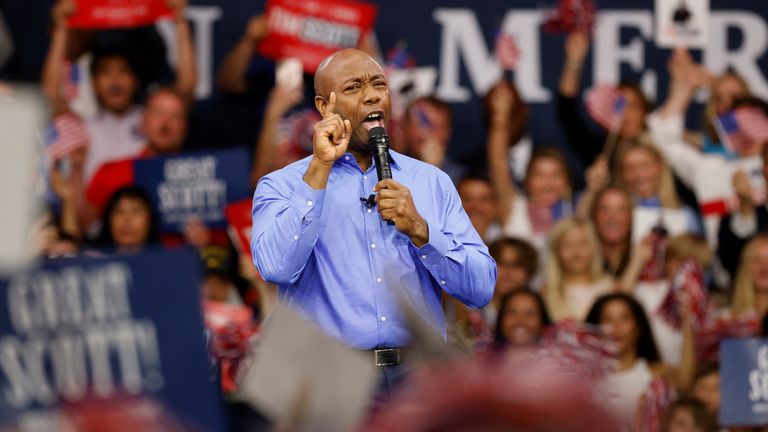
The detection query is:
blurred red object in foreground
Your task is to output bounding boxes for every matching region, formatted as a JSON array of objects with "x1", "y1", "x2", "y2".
[{"x1": 364, "y1": 348, "x2": 620, "y2": 431}]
